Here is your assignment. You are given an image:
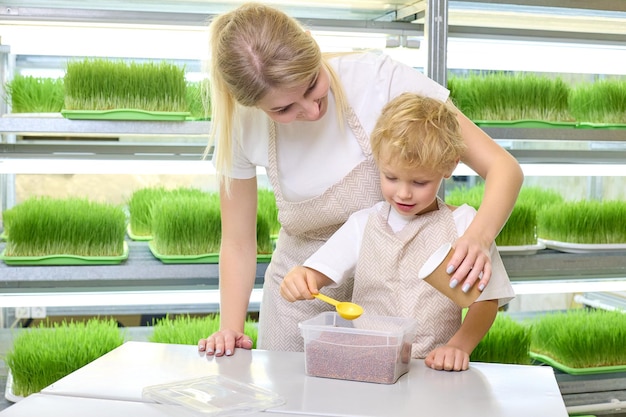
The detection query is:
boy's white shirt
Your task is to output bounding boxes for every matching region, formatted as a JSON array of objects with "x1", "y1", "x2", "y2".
[{"x1": 303, "y1": 201, "x2": 515, "y2": 307}]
